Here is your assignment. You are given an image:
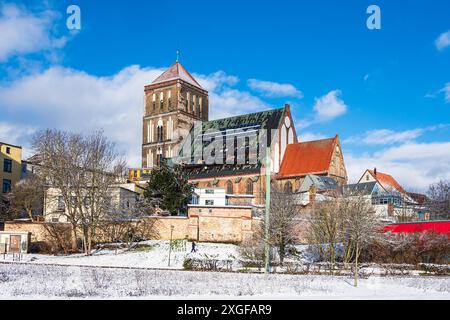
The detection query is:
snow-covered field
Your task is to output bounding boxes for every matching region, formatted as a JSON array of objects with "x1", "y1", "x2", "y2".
[
  {"x1": 1, "y1": 240, "x2": 240, "y2": 270},
  {"x1": 0, "y1": 263, "x2": 449, "y2": 299},
  {"x1": 1, "y1": 240, "x2": 449, "y2": 299}
]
